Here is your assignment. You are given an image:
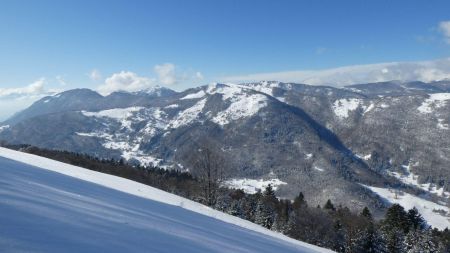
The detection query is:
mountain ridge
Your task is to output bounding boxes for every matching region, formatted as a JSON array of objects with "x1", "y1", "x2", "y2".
[{"x1": 1, "y1": 80, "x2": 449, "y2": 218}]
